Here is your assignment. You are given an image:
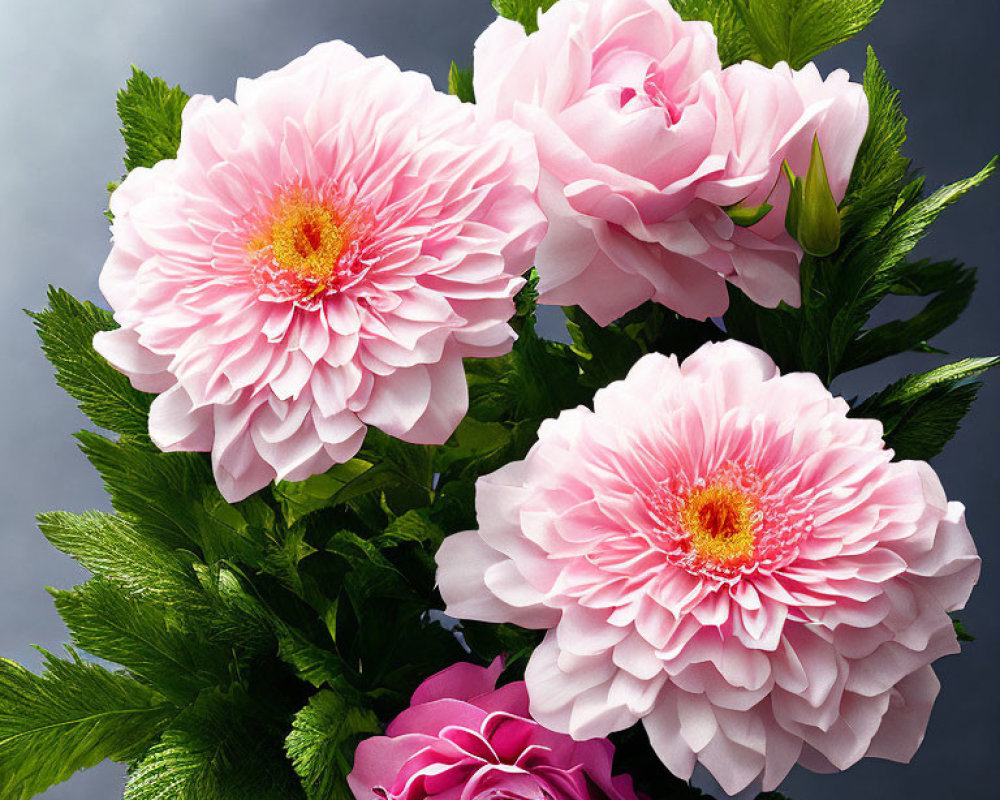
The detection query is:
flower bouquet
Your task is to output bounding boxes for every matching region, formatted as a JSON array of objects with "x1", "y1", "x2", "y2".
[{"x1": 2, "y1": 1, "x2": 994, "y2": 798}]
